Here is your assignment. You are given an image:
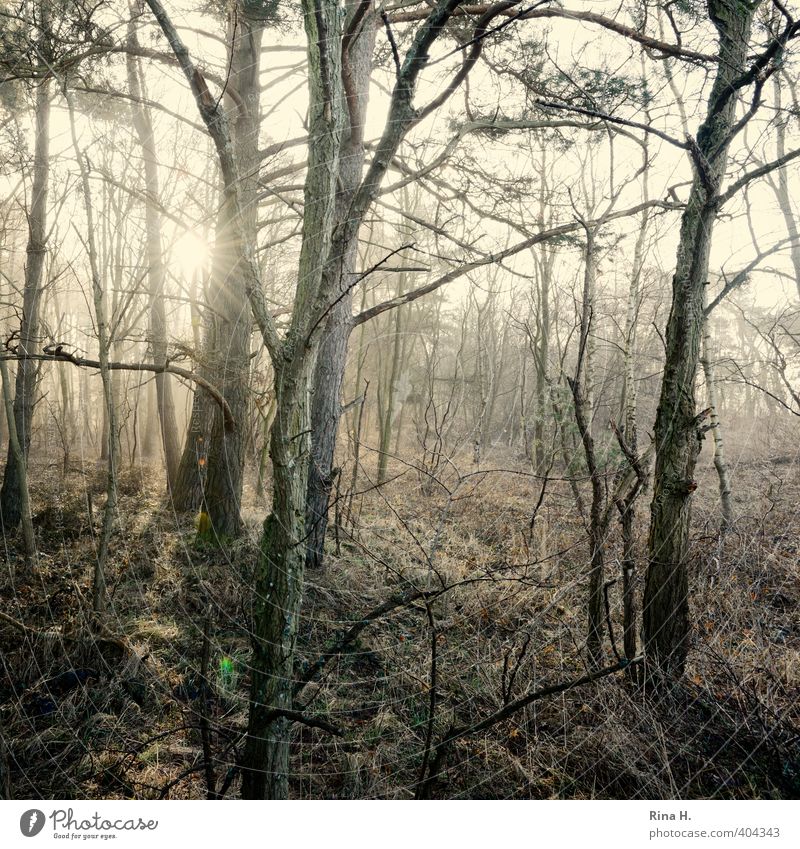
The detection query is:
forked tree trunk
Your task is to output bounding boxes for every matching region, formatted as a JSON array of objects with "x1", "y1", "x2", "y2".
[
  {"x1": 644, "y1": 0, "x2": 755, "y2": 677},
  {"x1": 0, "y1": 78, "x2": 50, "y2": 529},
  {"x1": 144, "y1": 0, "x2": 473, "y2": 797},
  {"x1": 240, "y1": 0, "x2": 346, "y2": 792},
  {"x1": 305, "y1": 4, "x2": 376, "y2": 570}
]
